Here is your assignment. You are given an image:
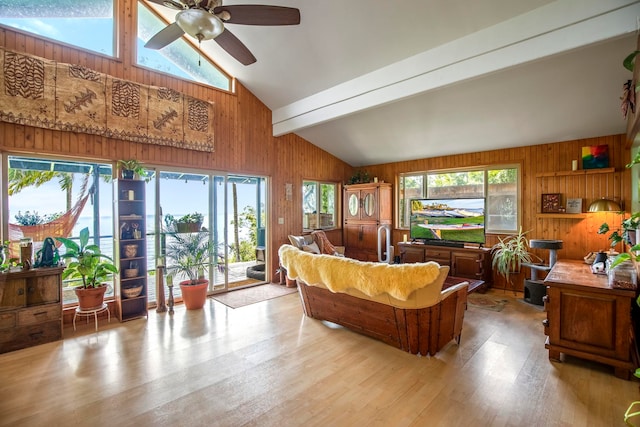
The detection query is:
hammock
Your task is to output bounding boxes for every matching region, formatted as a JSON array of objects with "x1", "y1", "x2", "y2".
[{"x1": 8, "y1": 193, "x2": 90, "y2": 254}]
